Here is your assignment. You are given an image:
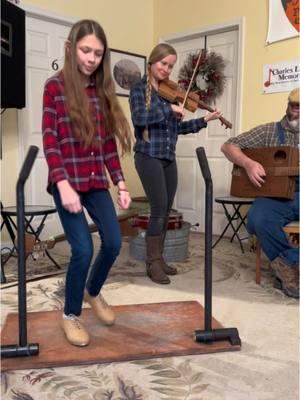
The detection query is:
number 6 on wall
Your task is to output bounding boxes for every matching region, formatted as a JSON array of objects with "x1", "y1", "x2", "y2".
[{"x1": 51, "y1": 59, "x2": 59, "y2": 71}]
